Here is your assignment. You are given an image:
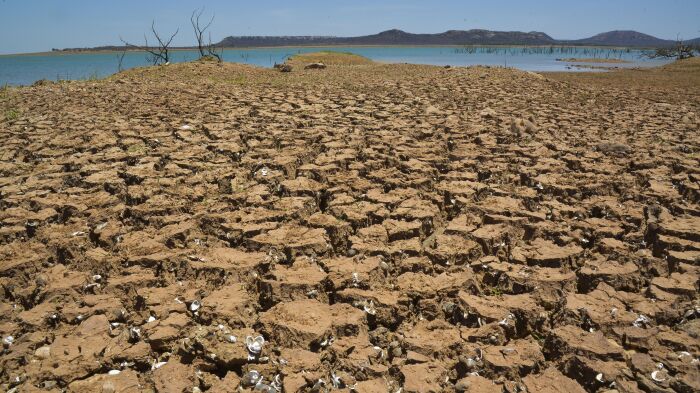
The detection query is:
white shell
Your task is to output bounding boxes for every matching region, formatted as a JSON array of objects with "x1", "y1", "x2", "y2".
[
  {"x1": 499, "y1": 313, "x2": 514, "y2": 326},
  {"x1": 246, "y1": 335, "x2": 265, "y2": 354},
  {"x1": 189, "y1": 300, "x2": 201, "y2": 312},
  {"x1": 108, "y1": 370, "x2": 121, "y2": 375},
  {"x1": 650, "y1": 370, "x2": 666, "y2": 382},
  {"x1": 129, "y1": 327, "x2": 141, "y2": 340},
  {"x1": 362, "y1": 300, "x2": 376, "y2": 315},
  {"x1": 243, "y1": 370, "x2": 262, "y2": 386},
  {"x1": 152, "y1": 361, "x2": 167, "y2": 370},
  {"x1": 633, "y1": 314, "x2": 650, "y2": 328},
  {"x1": 464, "y1": 357, "x2": 477, "y2": 368}
]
